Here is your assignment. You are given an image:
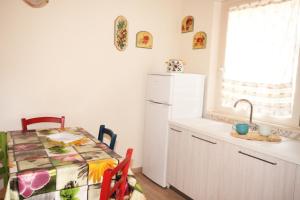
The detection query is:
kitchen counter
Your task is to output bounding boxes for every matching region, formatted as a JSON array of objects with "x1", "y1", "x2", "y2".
[{"x1": 169, "y1": 118, "x2": 300, "y2": 165}]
